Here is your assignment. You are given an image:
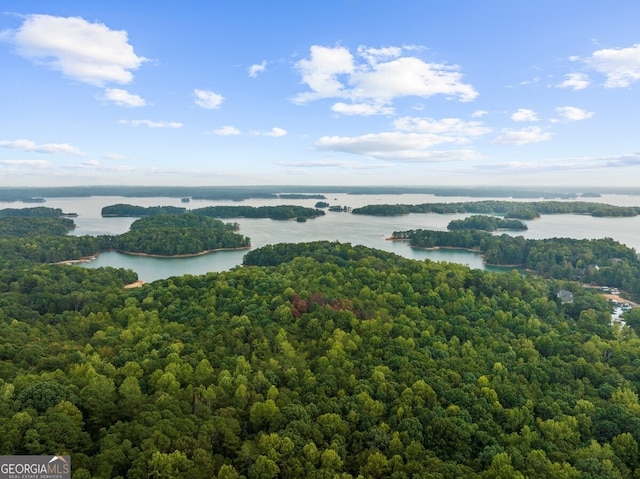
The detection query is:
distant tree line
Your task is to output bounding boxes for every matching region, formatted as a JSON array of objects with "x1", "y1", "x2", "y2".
[
  {"x1": 278, "y1": 194, "x2": 326, "y2": 200},
  {"x1": 5, "y1": 184, "x2": 640, "y2": 202},
  {"x1": 353, "y1": 200, "x2": 640, "y2": 218}
]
